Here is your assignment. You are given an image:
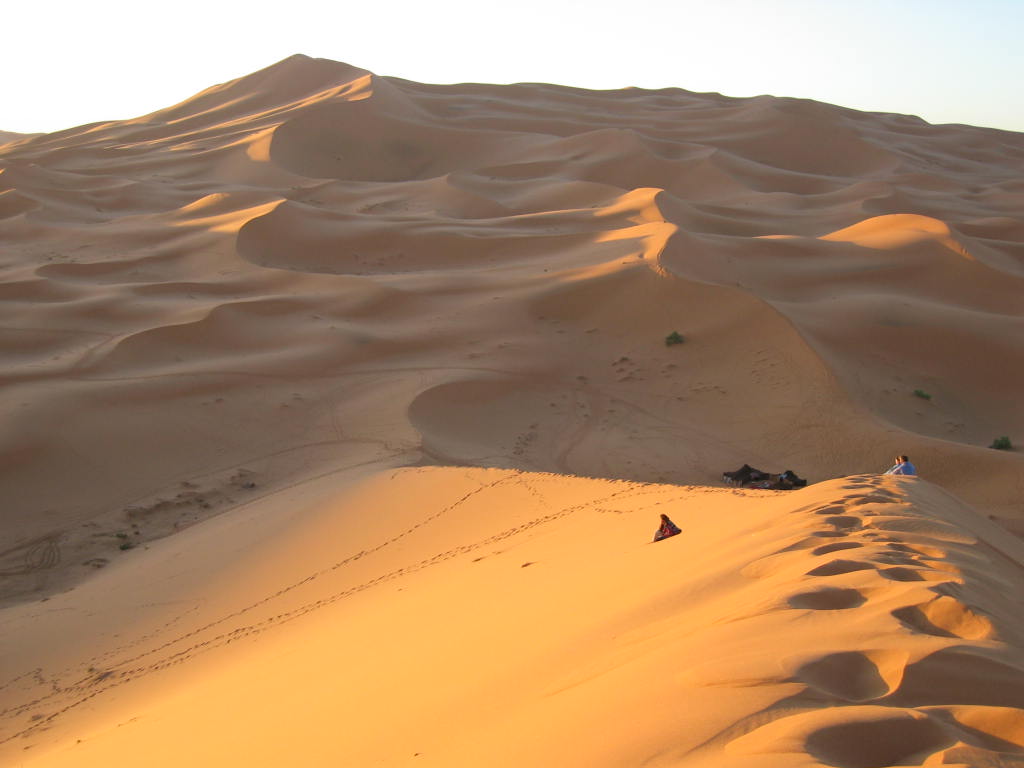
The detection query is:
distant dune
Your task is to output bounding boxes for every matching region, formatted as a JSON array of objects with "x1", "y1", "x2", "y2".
[
  {"x1": 2, "y1": 54, "x2": 1023, "y2": 767},
  {"x1": 0, "y1": 130, "x2": 40, "y2": 147}
]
